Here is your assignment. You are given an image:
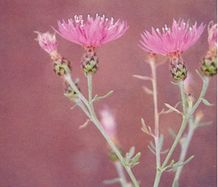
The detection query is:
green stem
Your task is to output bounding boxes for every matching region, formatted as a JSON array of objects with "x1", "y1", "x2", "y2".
[
  {"x1": 190, "y1": 77, "x2": 209, "y2": 114},
  {"x1": 179, "y1": 81, "x2": 187, "y2": 113},
  {"x1": 114, "y1": 161, "x2": 129, "y2": 187},
  {"x1": 89, "y1": 106, "x2": 139, "y2": 187},
  {"x1": 64, "y1": 73, "x2": 139, "y2": 186},
  {"x1": 77, "y1": 101, "x2": 91, "y2": 118},
  {"x1": 149, "y1": 60, "x2": 161, "y2": 167},
  {"x1": 153, "y1": 170, "x2": 162, "y2": 187},
  {"x1": 162, "y1": 81, "x2": 188, "y2": 168},
  {"x1": 87, "y1": 74, "x2": 93, "y2": 102},
  {"x1": 153, "y1": 76, "x2": 210, "y2": 187},
  {"x1": 172, "y1": 77, "x2": 210, "y2": 187},
  {"x1": 172, "y1": 117, "x2": 195, "y2": 187},
  {"x1": 148, "y1": 59, "x2": 162, "y2": 187},
  {"x1": 86, "y1": 74, "x2": 139, "y2": 187},
  {"x1": 153, "y1": 81, "x2": 189, "y2": 187}
]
